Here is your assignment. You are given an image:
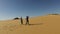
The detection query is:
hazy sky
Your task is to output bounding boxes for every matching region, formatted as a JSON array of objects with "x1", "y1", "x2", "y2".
[{"x1": 0, "y1": 0, "x2": 60, "y2": 20}]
